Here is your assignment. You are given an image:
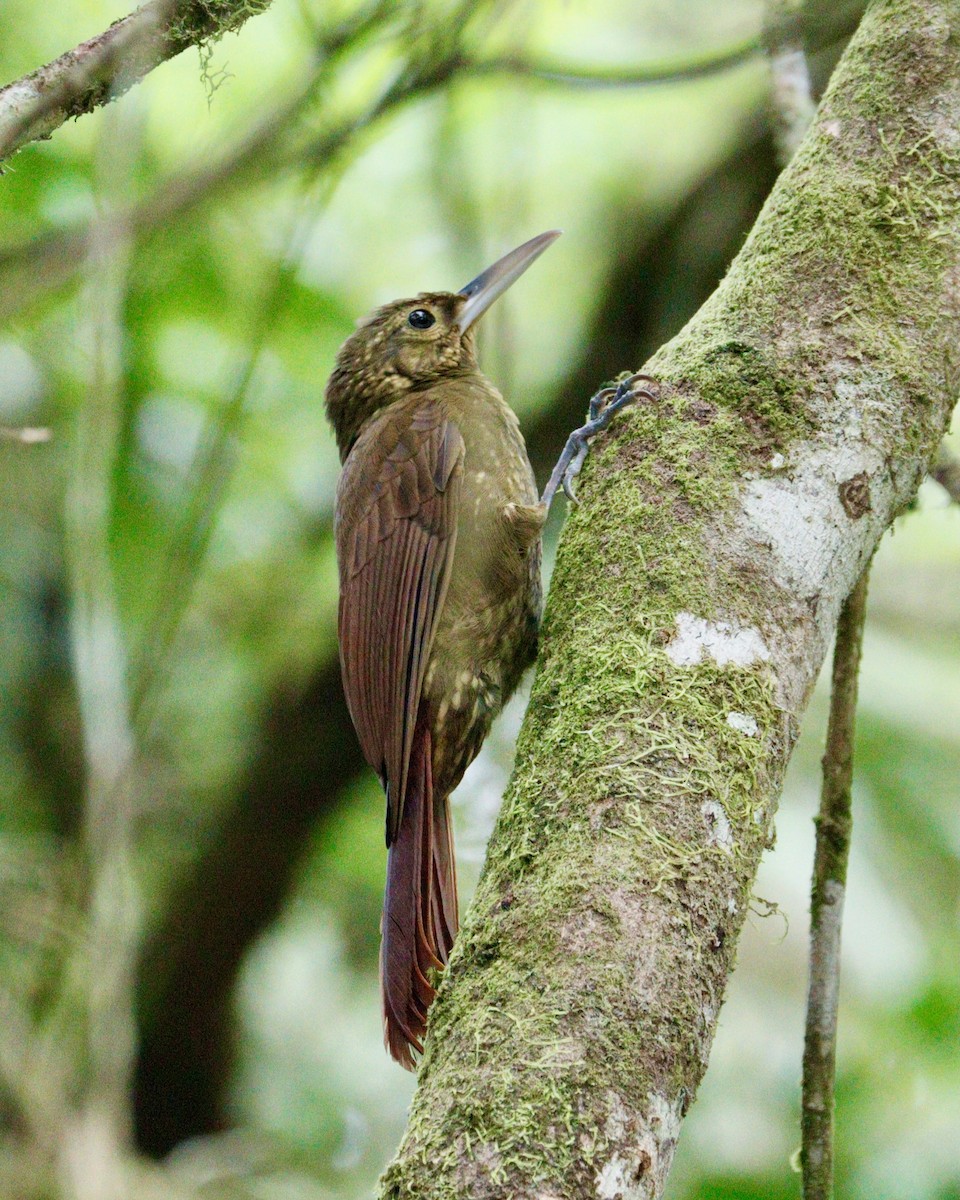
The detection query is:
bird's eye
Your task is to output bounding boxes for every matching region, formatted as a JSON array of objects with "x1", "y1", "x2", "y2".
[{"x1": 407, "y1": 309, "x2": 435, "y2": 330}]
